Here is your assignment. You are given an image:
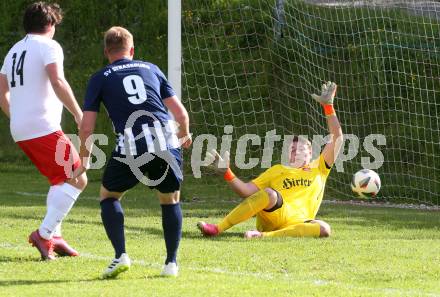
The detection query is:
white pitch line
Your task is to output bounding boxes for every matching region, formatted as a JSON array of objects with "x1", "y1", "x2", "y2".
[
  {"x1": 0, "y1": 242, "x2": 439, "y2": 296},
  {"x1": 15, "y1": 192, "x2": 440, "y2": 211},
  {"x1": 15, "y1": 192, "x2": 46, "y2": 197},
  {"x1": 12, "y1": 191, "x2": 235, "y2": 204},
  {"x1": 11, "y1": 192, "x2": 440, "y2": 210},
  {"x1": 323, "y1": 199, "x2": 440, "y2": 211},
  {"x1": 14, "y1": 191, "x2": 98, "y2": 201}
]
